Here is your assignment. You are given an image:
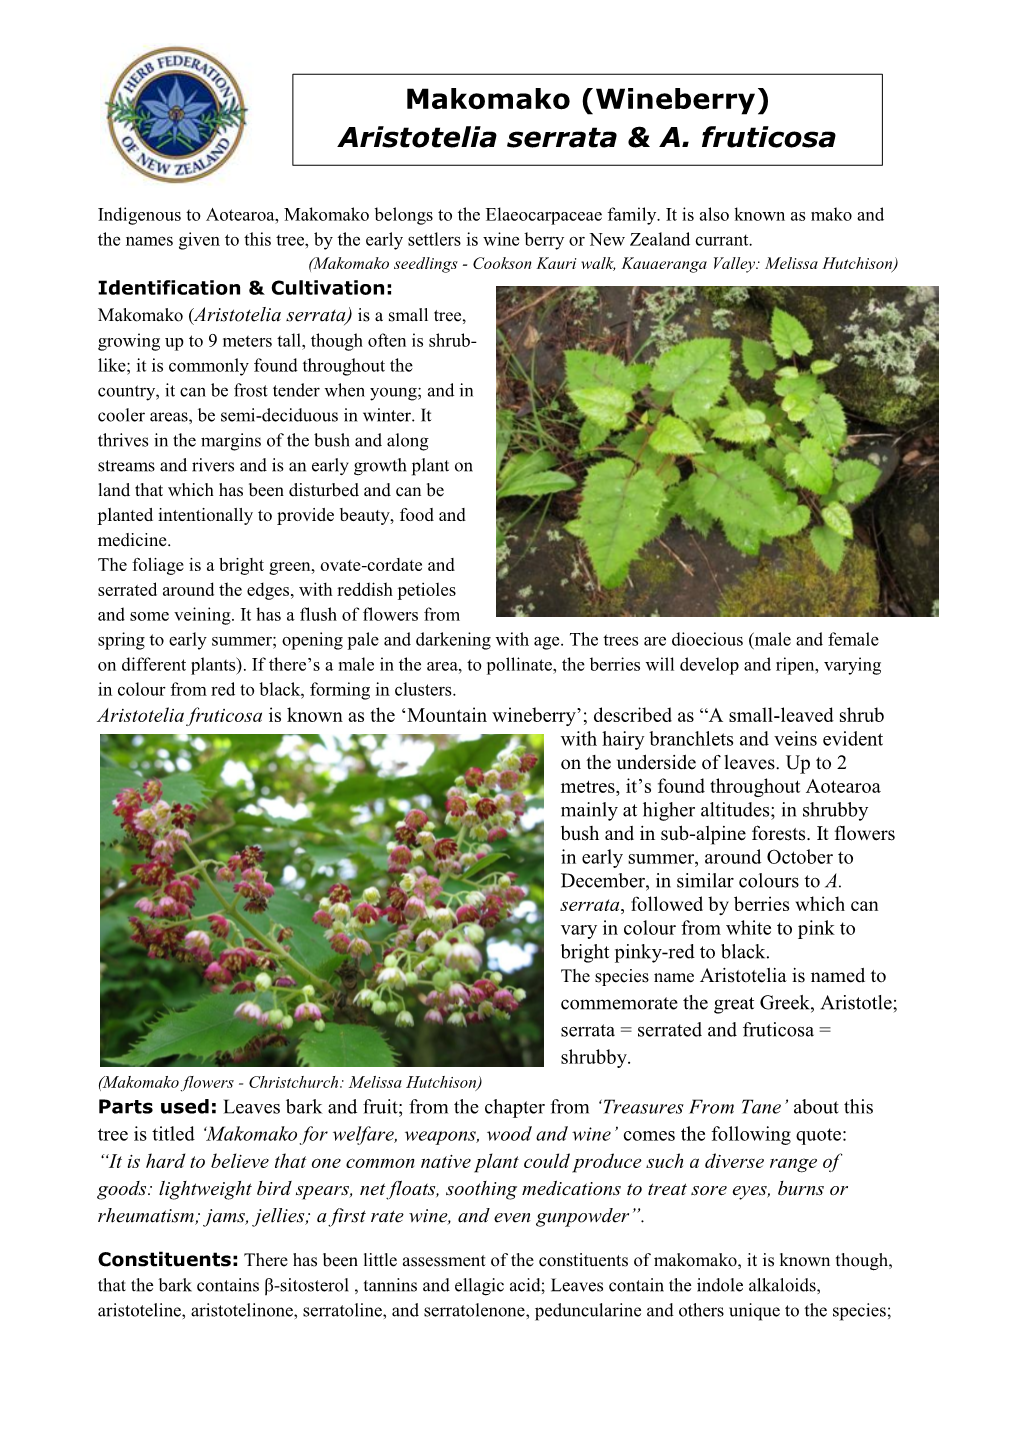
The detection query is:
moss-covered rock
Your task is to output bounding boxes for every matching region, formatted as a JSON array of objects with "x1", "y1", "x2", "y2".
[
  {"x1": 627, "y1": 286, "x2": 769, "y2": 357},
  {"x1": 750, "y1": 286, "x2": 938, "y2": 428},
  {"x1": 874, "y1": 470, "x2": 939, "y2": 616},
  {"x1": 718, "y1": 537, "x2": 880, "y2": 618},
  {"x1": 496, "y1": 510, "x2": 772, "y2": 618}
]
